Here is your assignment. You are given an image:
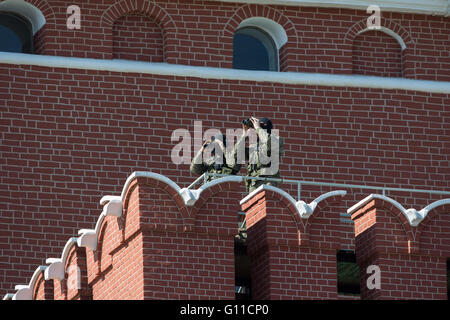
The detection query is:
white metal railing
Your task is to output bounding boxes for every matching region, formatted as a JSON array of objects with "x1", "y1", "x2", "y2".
[{"x1": 187, "y1": 172, "x2": 450, "y2": 201}]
